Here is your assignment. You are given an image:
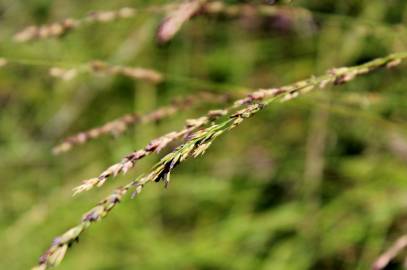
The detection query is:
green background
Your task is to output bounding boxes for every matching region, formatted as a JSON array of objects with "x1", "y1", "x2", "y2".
[{"x1": 1, "y1": 0, "x2": 407, "y2": 269}]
